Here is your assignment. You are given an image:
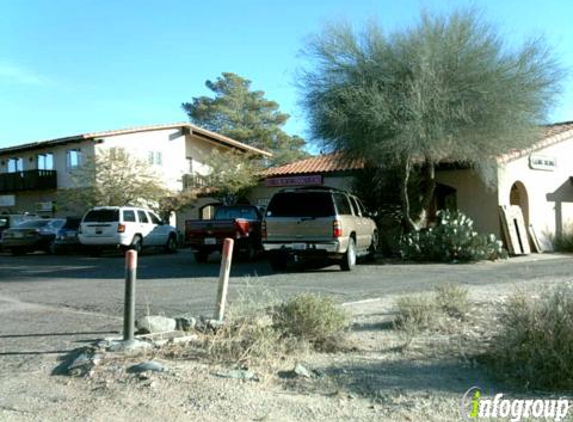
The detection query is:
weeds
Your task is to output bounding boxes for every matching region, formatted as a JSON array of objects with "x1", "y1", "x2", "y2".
[
  {"x1": 274, "y1": 293, "x2": 350, "y2": 345},
  {"x1": 485, "y1": 284, "x2": 573, "y2": 390},
  {"x1": 434, "y1": 283, "x2": 469, "y2": 319}
]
